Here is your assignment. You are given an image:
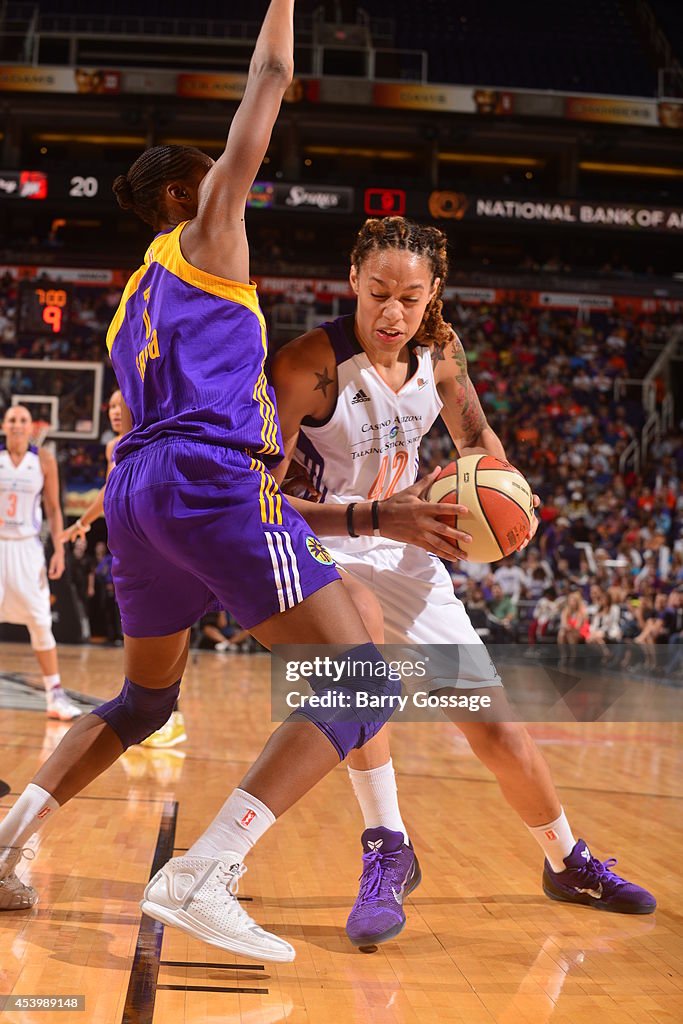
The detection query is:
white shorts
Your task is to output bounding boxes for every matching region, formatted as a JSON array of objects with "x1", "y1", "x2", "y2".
[
  {"x1": 325, "y1": 538, "x2": 502, "y2": 689},
  {"x1": 0, "y1": 536, "x2": 52, "y2": 629}
]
